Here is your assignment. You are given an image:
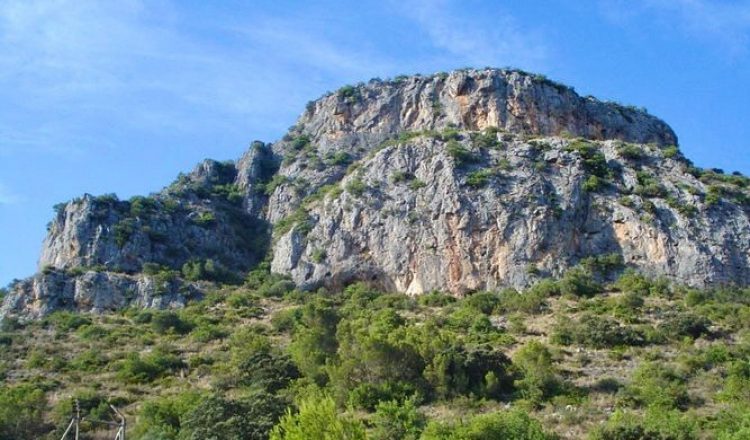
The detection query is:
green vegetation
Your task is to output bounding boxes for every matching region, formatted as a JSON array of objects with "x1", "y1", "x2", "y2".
[
  {"x1": 346, "y1": 178, "x2": 368, "y2": 196},
  {"x1": 3, "y1": 263, "x2": 750, "y2": 439},
  {"x1": 566, "y1": 140, "x2": 611, "y2": 192},
  {"x1": 470, "y1": 126, "x2": 502, "y2": 149},
  {"x1": 466, "y1": 169, "x2": 495, "y2": 188},
  {"x1": 446, "y1": 140, "x2": 476, "y2": 167}
]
